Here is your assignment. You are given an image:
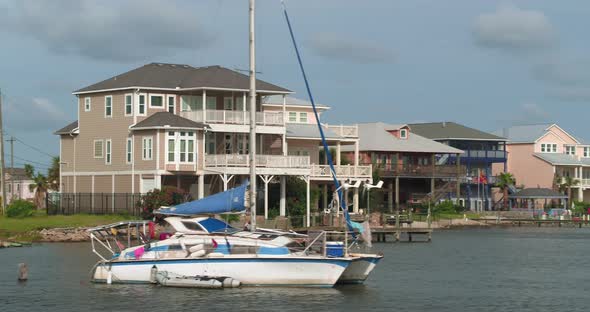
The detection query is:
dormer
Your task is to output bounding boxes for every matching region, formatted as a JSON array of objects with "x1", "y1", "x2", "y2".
[{"x1": 386, "y1": 124, "x2": 410, "y2": 140}]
